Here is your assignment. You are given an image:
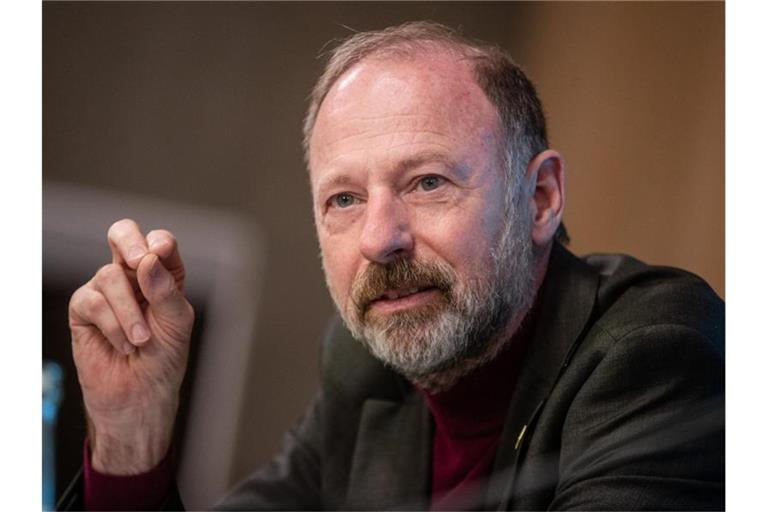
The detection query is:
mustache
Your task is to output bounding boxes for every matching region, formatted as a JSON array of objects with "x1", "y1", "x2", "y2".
[{"x1": 351, "y1": 258, "x2": 455, "y2": 316}]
